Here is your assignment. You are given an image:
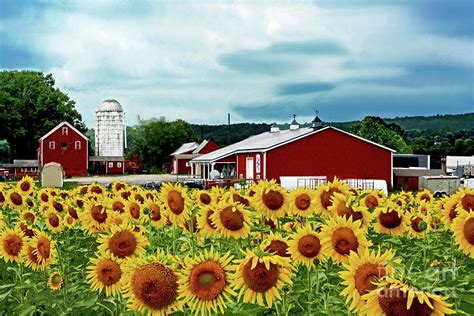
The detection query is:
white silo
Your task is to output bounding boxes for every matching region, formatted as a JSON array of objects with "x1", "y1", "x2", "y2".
[{"x1": 95, "y1": 99, "x2": 126, "y2": 157}]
